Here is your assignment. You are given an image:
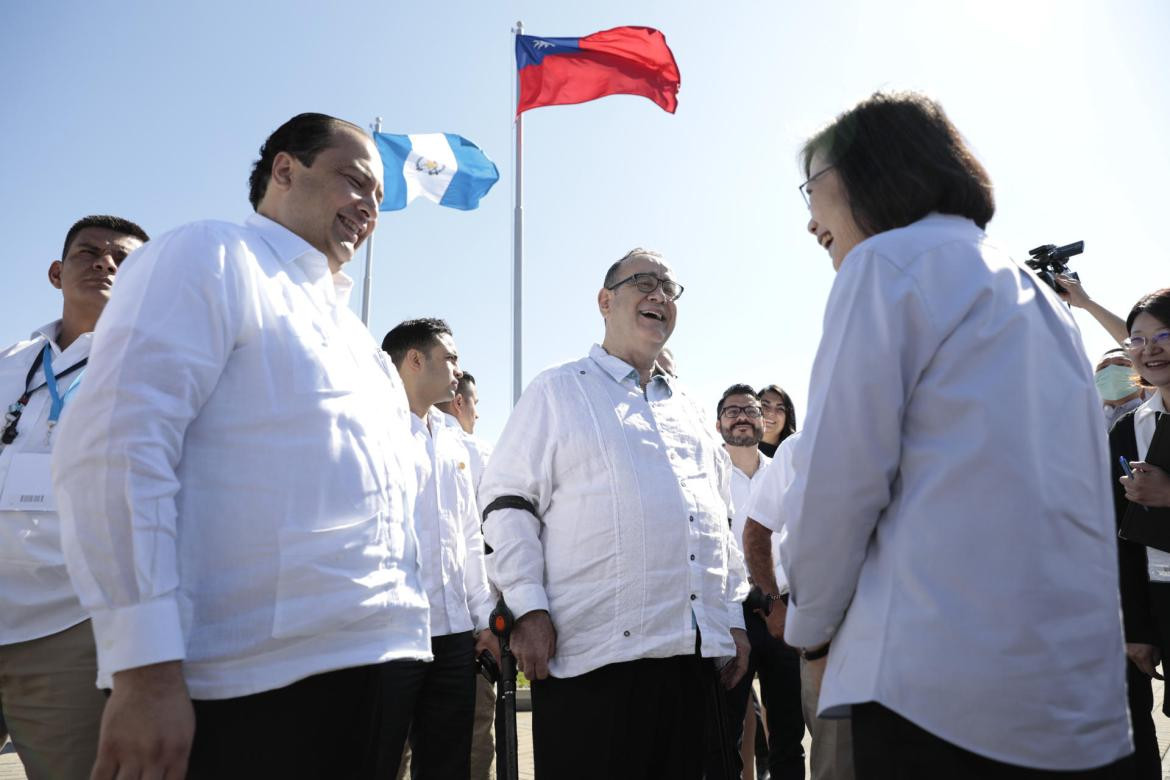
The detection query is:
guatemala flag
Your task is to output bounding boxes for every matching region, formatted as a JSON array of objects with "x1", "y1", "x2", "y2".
[{"x1": 373, "y1": 132, "x2": 500, "y2": 212}]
